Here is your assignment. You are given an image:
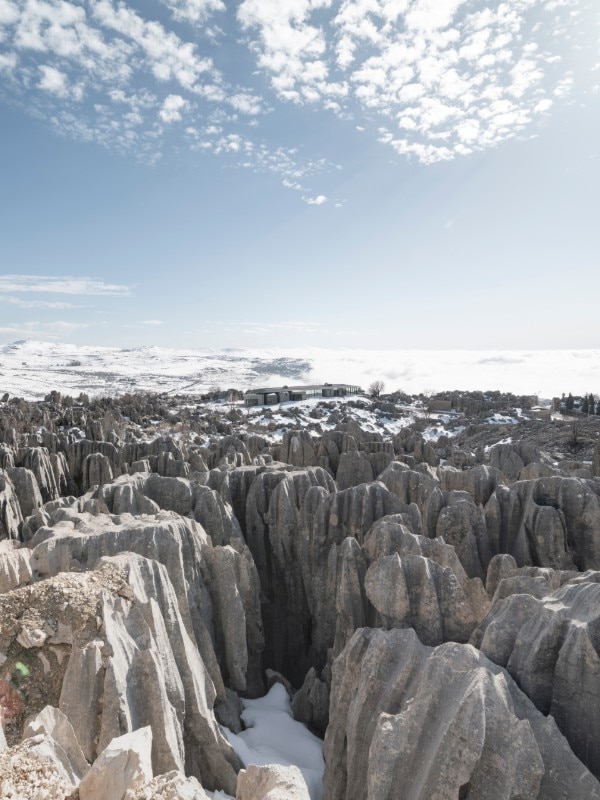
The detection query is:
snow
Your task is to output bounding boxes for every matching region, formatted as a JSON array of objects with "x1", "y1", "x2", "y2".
[
  {"x1": 1, "y1": 339, "x2": 599, "y2": 399},
  {"x1": 222, "y1": 683, "x2": 324, "y2": 800}
]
